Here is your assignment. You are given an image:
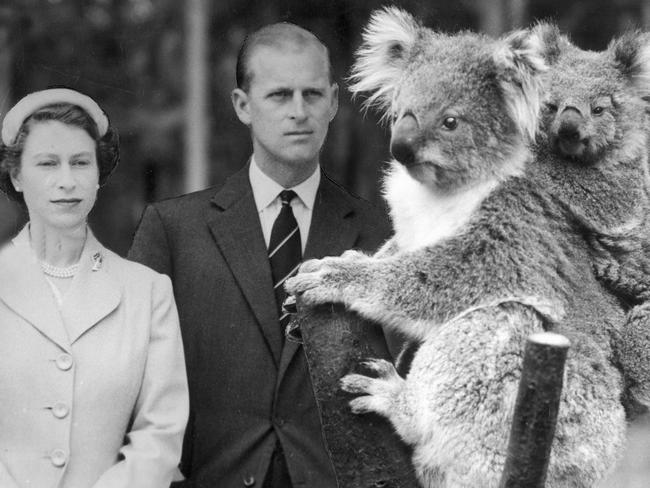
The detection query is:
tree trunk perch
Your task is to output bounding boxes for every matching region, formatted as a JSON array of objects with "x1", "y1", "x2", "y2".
[{"x1": 292, "y1": 302, "x2": 419, "y2": 488}]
